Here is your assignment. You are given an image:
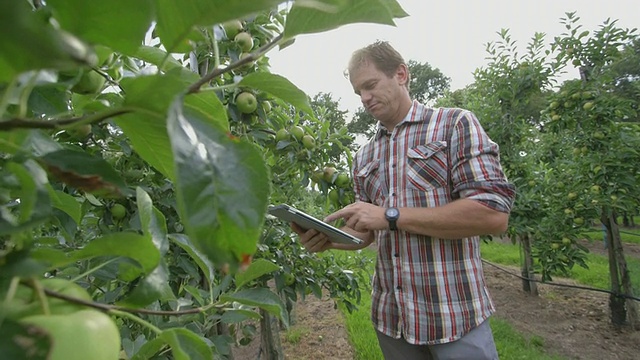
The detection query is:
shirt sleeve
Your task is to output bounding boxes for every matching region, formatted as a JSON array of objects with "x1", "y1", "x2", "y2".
[{"x1": 449, "y1": 110, "x2": 516, "y2": 213}]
